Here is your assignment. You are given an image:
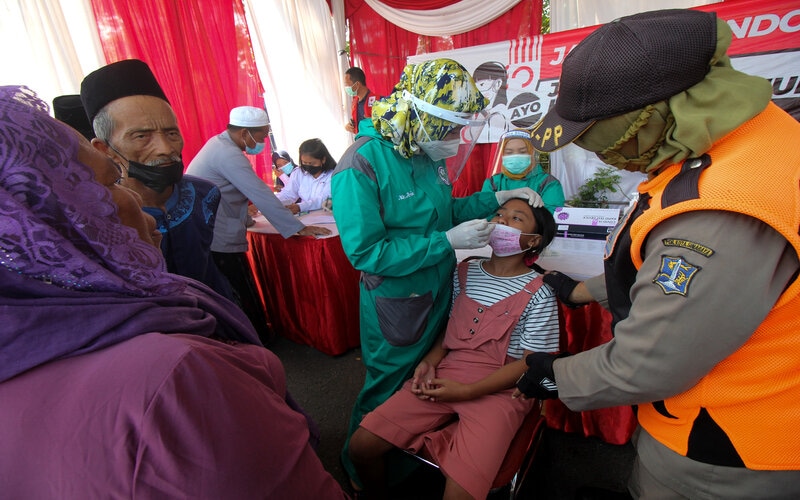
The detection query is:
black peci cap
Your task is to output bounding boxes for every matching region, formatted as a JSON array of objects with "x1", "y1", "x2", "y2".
[
  {"x1": 80, "y1": 59, "x2": 169, "y2": 124},
  {"x1": 52, "y1": 94, "x2": 95, "y2": 140}
]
